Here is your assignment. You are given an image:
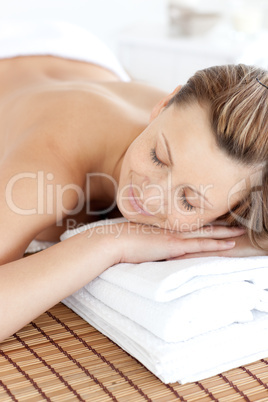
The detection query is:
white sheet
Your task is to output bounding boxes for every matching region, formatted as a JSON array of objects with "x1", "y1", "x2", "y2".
[{"x1": 0, "y1": 19, "x2": 130, "y2": 81}]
